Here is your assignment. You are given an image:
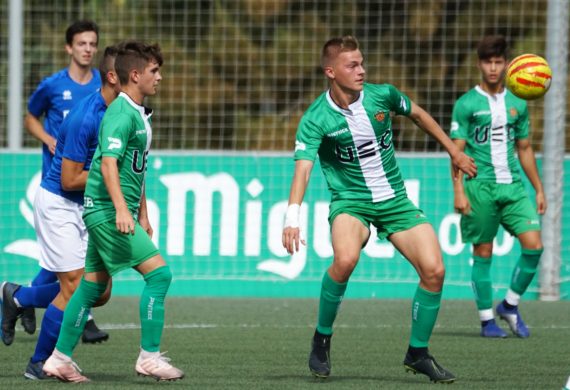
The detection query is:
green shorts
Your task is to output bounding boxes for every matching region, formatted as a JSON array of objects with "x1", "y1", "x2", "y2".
[
  {"x1": 328, "y1": 195, "x2": 430, "y2": 240},
  {"x1": 460, "y1": 180, "x2": 540, "y2": 244},
  {"x1": 85, "y1": 220, "x2": 159, "y2": 276}
]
